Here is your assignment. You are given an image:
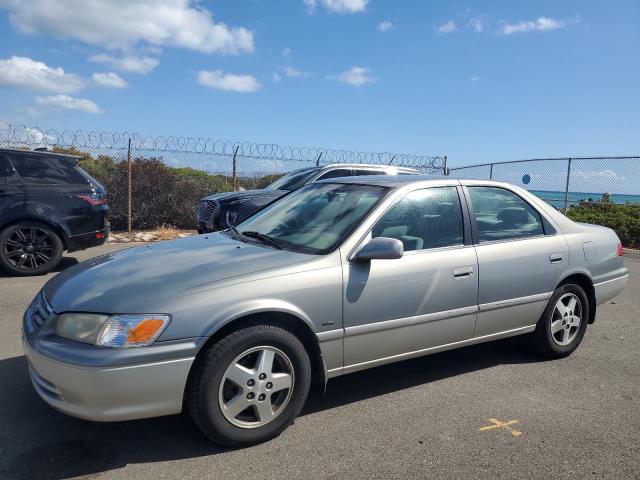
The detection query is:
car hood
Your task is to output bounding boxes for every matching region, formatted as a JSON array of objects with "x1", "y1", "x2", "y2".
[
  {"x1": 202, "y1": 189, "x2": 287, "y2": 204},
  {"x1": 43, "y1": 234, "x2": 314, "y2": 314}
]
